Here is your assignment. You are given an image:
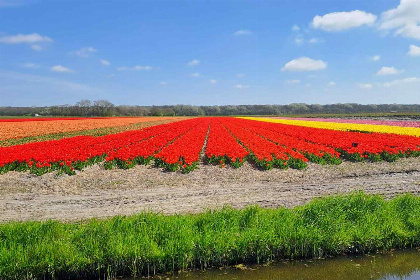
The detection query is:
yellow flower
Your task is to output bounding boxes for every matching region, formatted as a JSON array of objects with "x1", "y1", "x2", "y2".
[{"x1": 239, "y1": 117, "x2": 420, "y2": 137}]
